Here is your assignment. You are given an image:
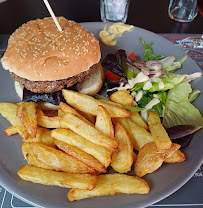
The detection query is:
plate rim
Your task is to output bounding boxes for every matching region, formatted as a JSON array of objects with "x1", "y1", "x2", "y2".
[{"x1": 0, "y1": 21, "x2": 202, "y2": 208}]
